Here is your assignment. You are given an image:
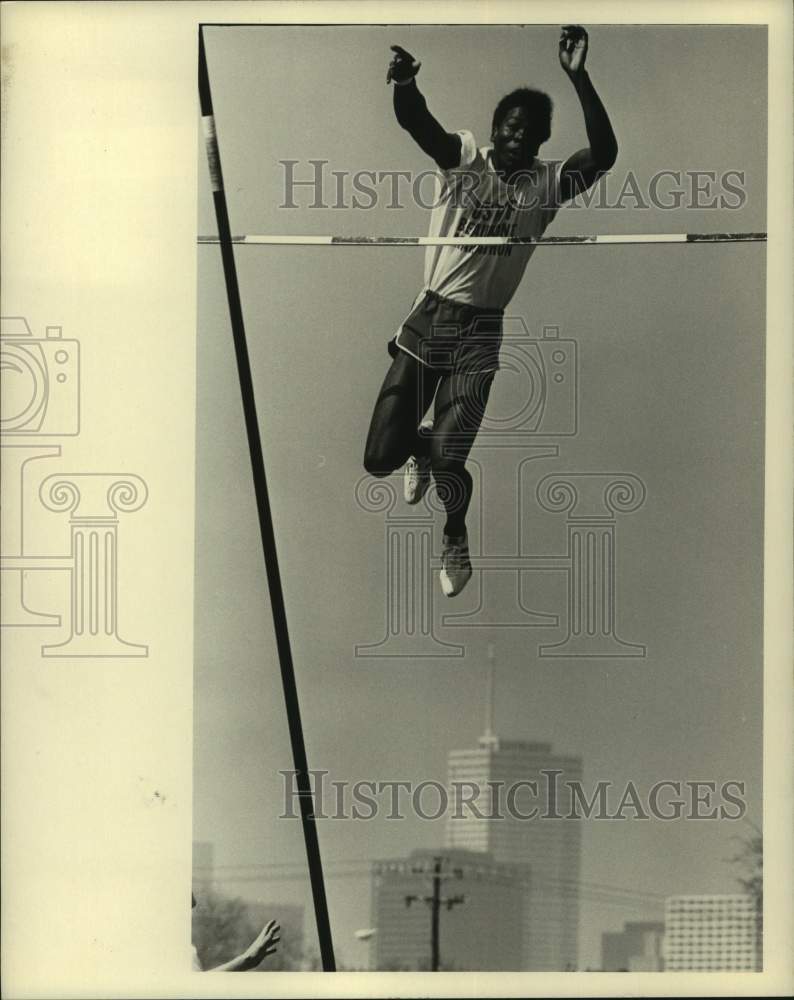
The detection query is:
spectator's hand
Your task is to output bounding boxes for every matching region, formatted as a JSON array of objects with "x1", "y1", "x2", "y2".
[
  {"x1": 242, "y1": 920, "x2": 281, "y2": 968},
  {"x1": 387, "y1": 45, "x2": 421, "y2": 85},
  {"x1": 558, "y1": 25, "x2": 588, "y2": 78}
]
